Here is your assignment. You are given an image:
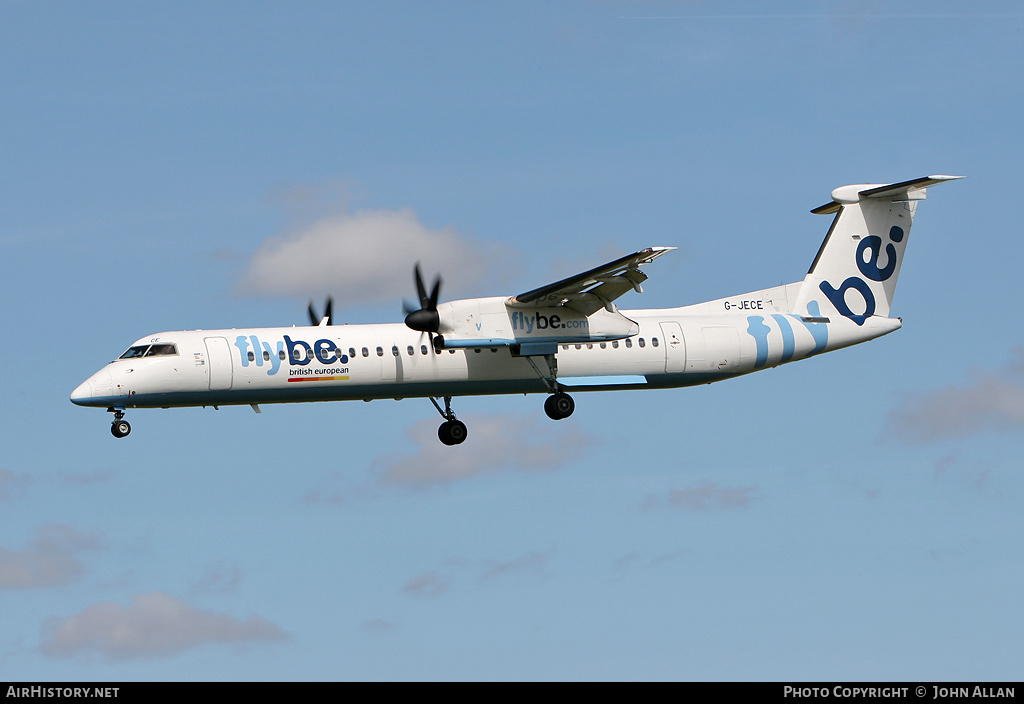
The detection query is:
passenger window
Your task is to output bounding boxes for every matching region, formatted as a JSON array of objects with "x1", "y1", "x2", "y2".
[
  {"x1": 247, "y1": 351, "x2": 255, "y2": 362},
  {"x1": 421, "y1": 345, "x2": 428, "y2": 355},
  {"x1": 392, "y1": 346, "x2": 399, "y2": 357},
  {"x1": 599, "y1": 342, "x2": 606, "y2": 349},
  {"x1": 263, "y1": 350, "x2": 270, "y2": 361},
  {"x1": 408, "y1": 346, "x2": 414, "y2": 356},
  {"x1": 652, "y1": 337, "x2": 659, "y2": 348},
  {"x1": 361, "y1": 347, "x2": 369, "y2": 357},
  {"x1": 575, "y1": 344, "x2": 581, "y2": 350},
  {"x1": 625, "y1": 338, "x2": 632, "y2": 348},
  {"x1": 612, "y1": 340, "x2": 619, "y2": 348},
  {"x1": 639, "y1": 338, "x2": 645, "y2": 348},
  {"x1": 279, "y1": 350, "x2": 286, "y2": 361},
  {"x1": 376, "y1": 346, "x2": 383, "y2": 357},
  {"x1": 349, "y1": 348, "x2": 356, "y2": 359}
]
